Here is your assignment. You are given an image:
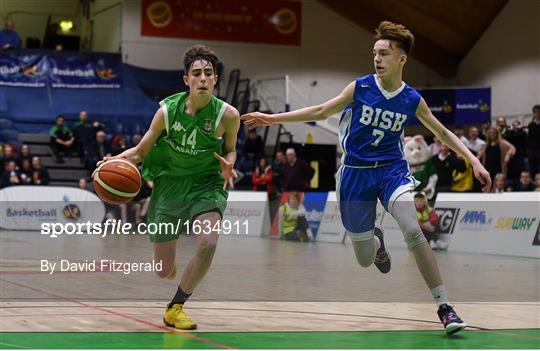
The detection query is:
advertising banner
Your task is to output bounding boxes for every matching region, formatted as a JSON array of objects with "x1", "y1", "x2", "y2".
[
  {"x1": 0, "y1": 53, "x2": 48, "y2": 88},
  {"x1": 141, "y1": 0, "x2": 302, "y2": 46},
  {"x1": 224, "y1": 191, "x2": 270, "y2": 237},
  {"x1": 0, "y1": 186, "x2": 105, "y2": 230},
  {"x1": 0, "y1": 52, "x2": 122, "y2": 89}
]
